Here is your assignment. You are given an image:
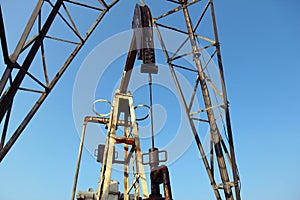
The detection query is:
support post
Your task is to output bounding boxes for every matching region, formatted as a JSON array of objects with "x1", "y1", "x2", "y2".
[{"x1": 180, "y1": 1, "x2": 233, "y2": 199}]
